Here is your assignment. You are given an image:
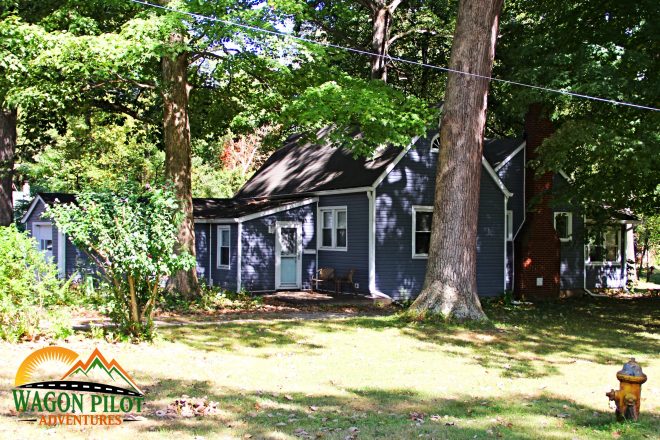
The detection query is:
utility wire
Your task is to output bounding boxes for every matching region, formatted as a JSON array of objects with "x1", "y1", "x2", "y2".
[{"x1": 129, "y1": 0, "x2": 659, "y2": 112}]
